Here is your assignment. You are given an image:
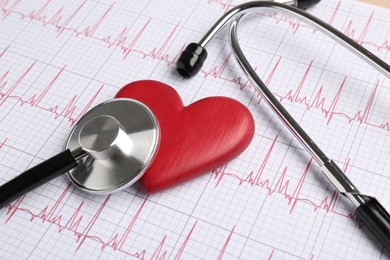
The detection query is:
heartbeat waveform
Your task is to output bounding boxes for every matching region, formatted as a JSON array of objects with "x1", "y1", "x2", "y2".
[
  {"x1": 0, "y1": 42, "x2": 387, "y2": 130},
  {"x1": 231, "y1": 0, "x2": 388, "y2": 53},
  {"x1": 2, "y1": 183, "x2": 305, "y2": 259},
  {"x1": 1, "y1": 0, "x2": 389, "y2": 127},
  {"x1": 261, "y1": 0, "x2": 389, "y2": 54},
  {"x1": 217, "y1": 225, "x2": 235, "y2": 260},
  {"x1": 208, "y1": 0, "x2": 234, "y2": 12},
  {"x1": 212, "y1": 135, "x2": 354, "y2": 219},
  {"x1": 204, "y1": 53, "x2": 390, "y2": 130},
  {"x1": 273, "y1": 61, "x2": 387, "y2": 129},
  {"x1": 0, "y1": 1, "x2": 384, "y2": 258},
  {"x1": 0, "y1": 1, "x2": 184, "y2": 66},
  {"x1": 3, "y1": 186, "x2": 236, "y2": 259},
  {"x1": 0, "y1": 0, "x2": 389, "y2": 68},
  {"x1": 0, "y1": 54, "x2": 103, "y2": 126}
]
